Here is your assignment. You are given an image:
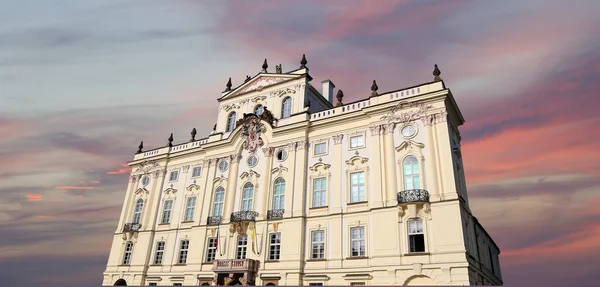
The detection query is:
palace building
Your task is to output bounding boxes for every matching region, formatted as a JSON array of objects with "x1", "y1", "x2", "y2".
[{"x1": 102, "y1": 55, "x2": 503, "y2": 286}]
